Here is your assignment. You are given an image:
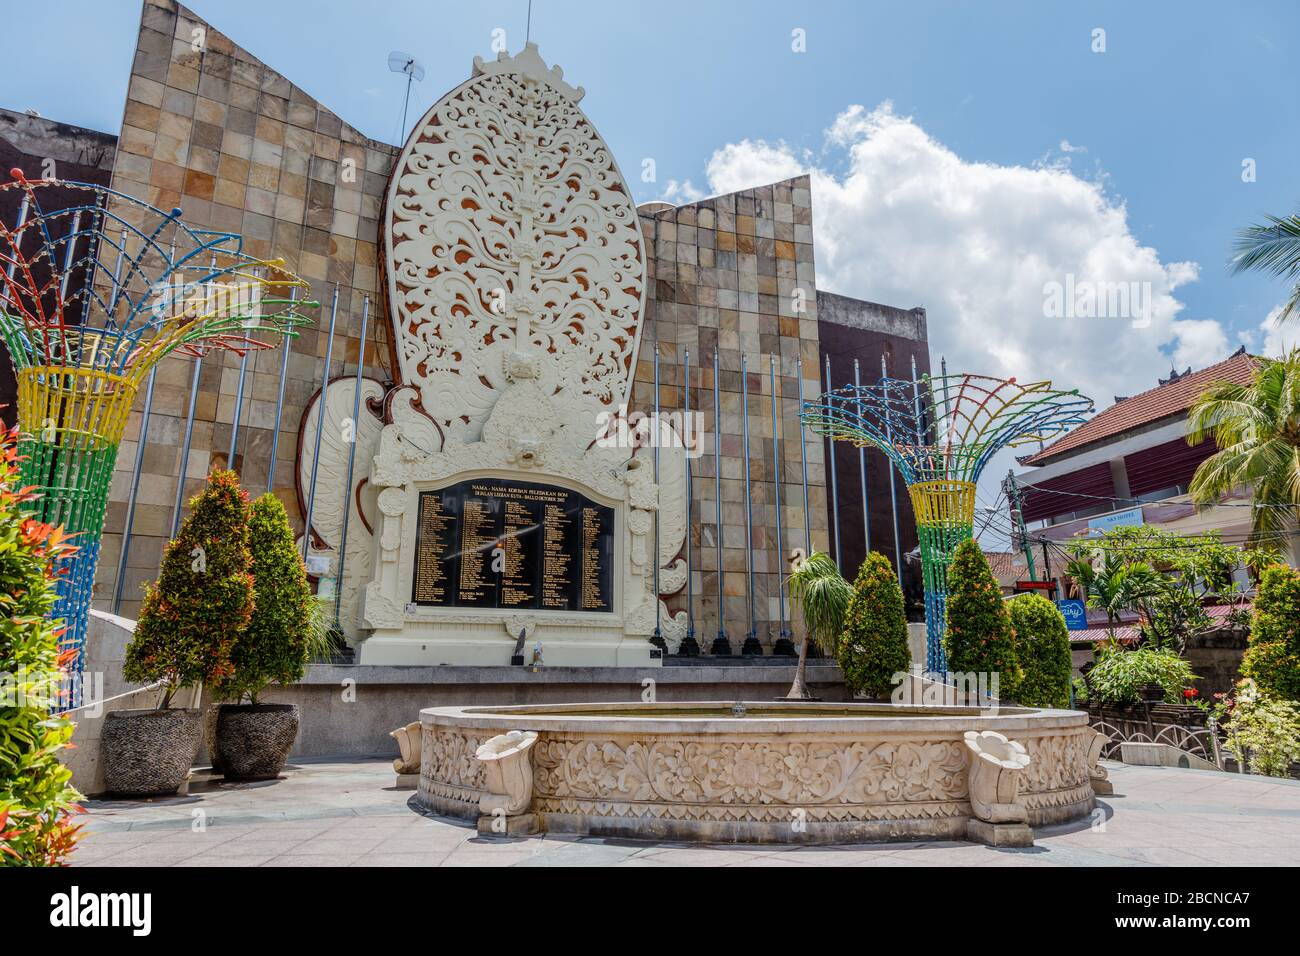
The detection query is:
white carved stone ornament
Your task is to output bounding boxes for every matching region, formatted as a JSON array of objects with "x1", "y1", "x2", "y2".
[
  {"x1": 1085, "y1": 728, "x2": 1113, "y2": 795},
  {"x1": 963, "y1": 730, "x2": 1032, "y2": 824},
  {"x1": 475, "y1": 731, "x2": 540, "y2": 816},
  {"x1": 390, "y1": 721, "x2": 423, "y2": 774}
]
